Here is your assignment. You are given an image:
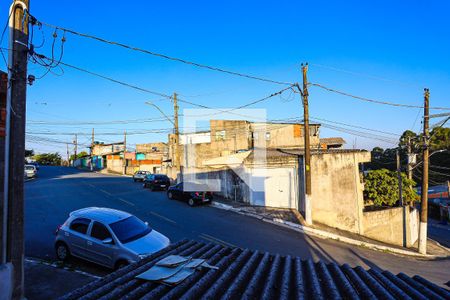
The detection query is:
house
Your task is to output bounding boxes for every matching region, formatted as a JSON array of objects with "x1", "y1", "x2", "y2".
[
  {"x1": 165, "y1": 119, "x2": 324, "y2": 180},
  {"x1": 90, "y1": 141, "x2": 125, "y2": 171},
  {"x1": 60, "y1": 239, "x2": 449, "y2": 300}
]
